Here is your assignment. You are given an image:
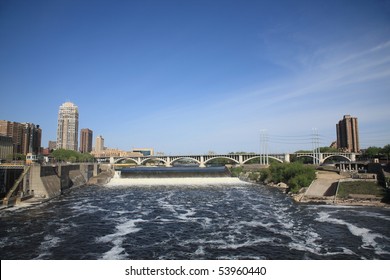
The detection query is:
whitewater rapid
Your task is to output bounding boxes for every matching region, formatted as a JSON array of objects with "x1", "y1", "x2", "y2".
[{"x1": 105, "y1": 177, "x2": 249, "y2": 186}]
